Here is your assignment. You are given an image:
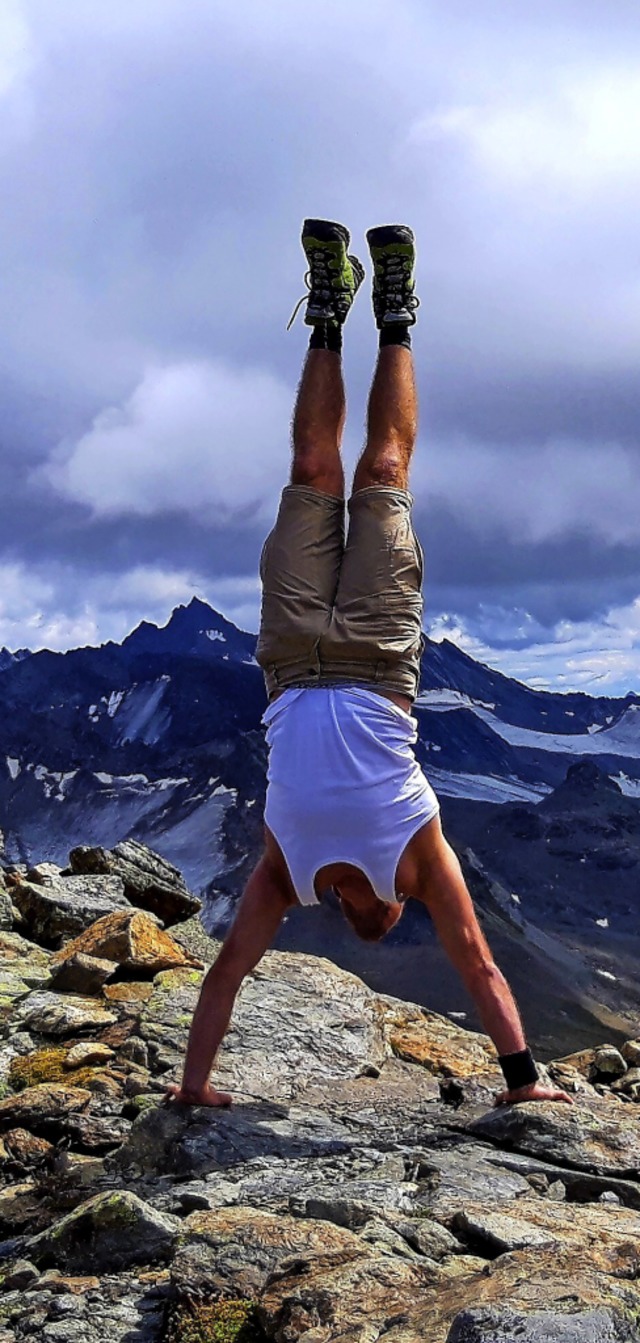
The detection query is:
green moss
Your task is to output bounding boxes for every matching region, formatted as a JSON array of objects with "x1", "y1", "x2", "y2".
[
  {"x1": 163, "y1": 1297, "x2": 265, "y2": 1343},
  {"x1": 131, "y1": 1094, "x2": 159, "y2": 1114},
  {"x1": 154, "y1": 967, "x2": 203, "y2": 993},
  {"x1": 96, "y1": 1192, "x2": 141, "y2": 1227},
  {"x1": 9, "y1": 1046, "x2": 100, "y2": 1091}
]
